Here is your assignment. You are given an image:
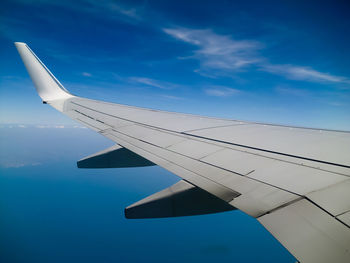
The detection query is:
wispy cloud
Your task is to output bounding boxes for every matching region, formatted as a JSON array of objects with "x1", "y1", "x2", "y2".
[
  {"x1": 82, "y1": 72, "x2": 92, "y2": 77},
  {"x1": 327, "y1": 101, "x2": 344, "y2": 107},
  {"x1": 163, "y1": 28, "x2": 261, "y2": 76},
  {"x1": 106, "y1": 2, "x2": 141, "y2": 20},
  {"x1": 160, "y1": 94, "x2": 184, "y2": 100},
  {"x1": 205, "y1": 86, "x2": 240, "y2": 97},
  {"x1": 275, "y1": 86, "x2": 310, "y2": 97},
  {"x1": 14, "y1": 0, "x2": 143, "y2": 21},
  {"x1": 128, "y1": 77, "x2": 183, "y2": 90},
  {"x1": 73, "y1": 0, "x2": 143, "y2": 21},
  {"x1": 262, "y1": 64, "x2": 350, "y2": 84},
  {"x1": 164, "y1": 27, "x2": 350, "y2": 86}
]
